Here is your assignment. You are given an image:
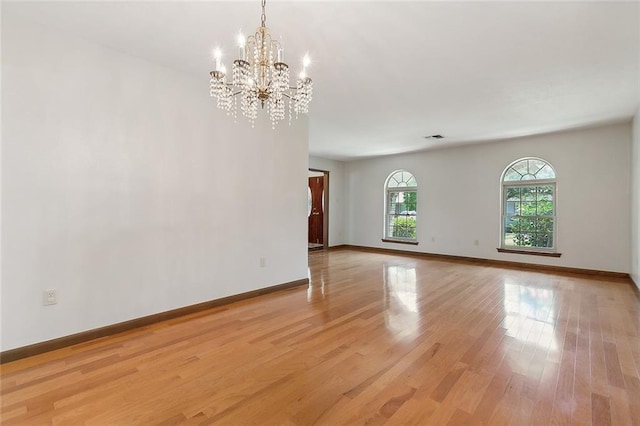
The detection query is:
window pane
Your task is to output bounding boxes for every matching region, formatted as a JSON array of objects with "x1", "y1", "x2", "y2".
[
  {"x1": 538, "y1": 185, "x2": 553, "y2": 194},
  {"x1": 537, "y1": 200, "x2": 553, "y2": 215},
  {"x1": 523, "y1": 217, "x2": 536, "y2": 229},
  {"x1": 504, "y1": 168, "x2": 522, "y2": 181},
  {"x1": 521, "y1": 187, "x2": 536, "y2": 201},
  {"x1": 535, "y1": 164, "x2": 556, "y2": 179},
  {"x1": 533, "y1": 232, "x2": 553, "y2": 248},
  {"x1": 403, "y1": 191, "x2": 416, "y2": 212},
  {"x1": 506, "y1": 187, "x2": 521, "y2": 201},
  {"x1": 513, "y1": 161, "x2": 529, "y2": 175},
  {"x1": 513, "y1": 232, "x2": 534, "y2": 247},
  {"x1": 520, "y1": 202, "x2": 536, "y2": 215},
  {"x1": 509, "y1": 216, "x2": 522, "y2": 233},
  {"x1": 537, "y1": 218, "x2": 554, "y2": 234},
  {"x1": 528, "y1": 159, "x2": 546, "y2": 176},
  {"x1": 389, "y1": 204, "x2": 400, "y2": 215},
  {"x1": 504, "y1": 218, "x2": 517, "y2": 245},
  {"x1": 536, "y1": 186, "x2": 553, "y2": 201},
  {"x1": 389, "y1": 215, "x2": 416, "y2": 239}
]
